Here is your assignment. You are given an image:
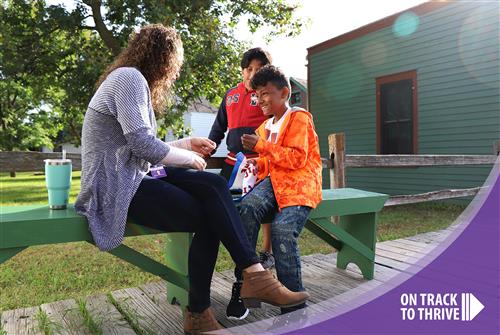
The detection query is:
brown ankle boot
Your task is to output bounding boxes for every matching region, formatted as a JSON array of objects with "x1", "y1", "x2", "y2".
[
  {"x1": 240, "y1": 270, "x2": 310, "y2": 308},
  {"x1": 183, "y1": 307, "x2": 224, "y2": 335}
]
